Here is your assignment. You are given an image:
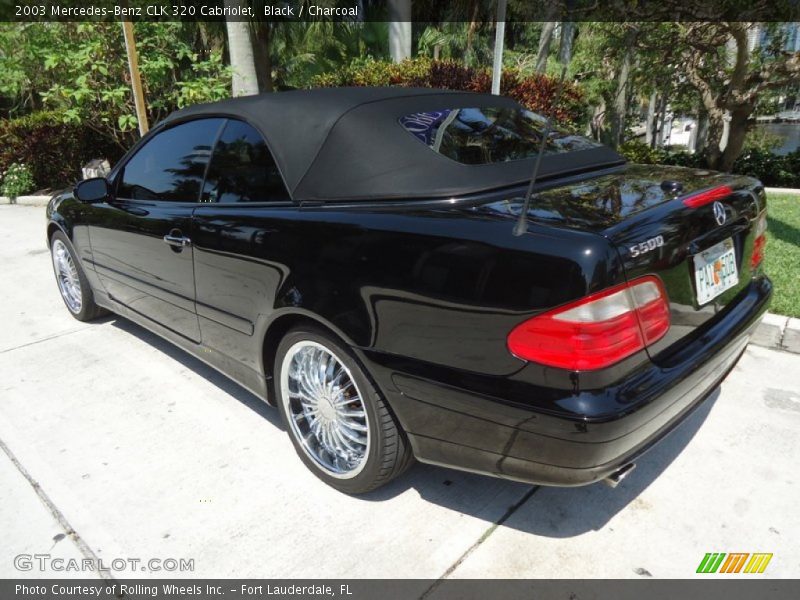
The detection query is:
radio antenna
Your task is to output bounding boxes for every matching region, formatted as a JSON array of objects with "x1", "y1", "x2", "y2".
[{"x1": 513, "y1": 65, "x2": 569, "y2": 237}]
